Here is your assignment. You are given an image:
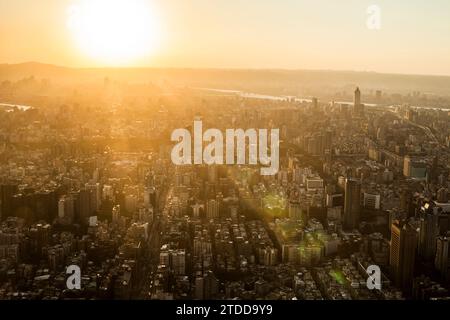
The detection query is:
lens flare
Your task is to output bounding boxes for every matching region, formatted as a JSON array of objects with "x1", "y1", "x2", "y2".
[{"x1": 67, "y1": 0, "x2": 160, "y2": 65}]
